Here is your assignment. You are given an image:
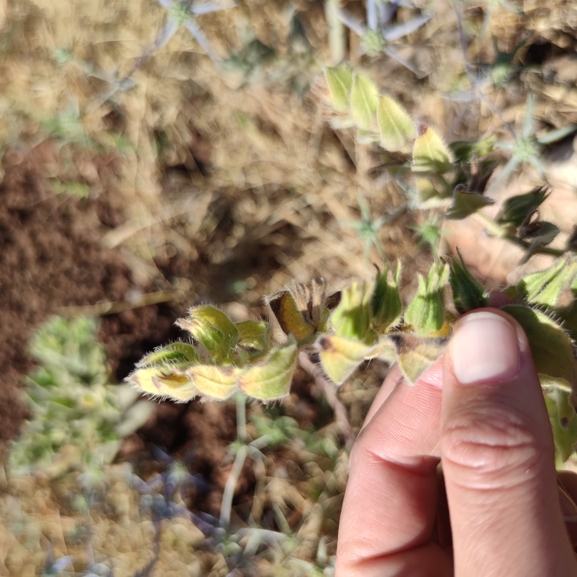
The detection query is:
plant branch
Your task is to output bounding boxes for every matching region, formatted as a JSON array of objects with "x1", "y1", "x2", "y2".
[
  {"x1": 472, "y1": 211, "x2": 565, "y2": 258},
  {"x1": 298, "y1": 352, "x2": 354, "y2": 449},
  {"x1": 220, "y1": 445, "x2": 248, "y2": 529}
]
